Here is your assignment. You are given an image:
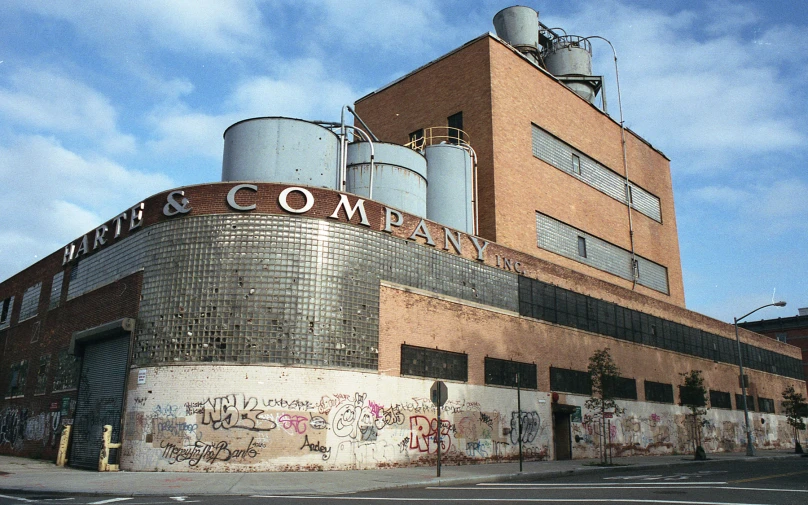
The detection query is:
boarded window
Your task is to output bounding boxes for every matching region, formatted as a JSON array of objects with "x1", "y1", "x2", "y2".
[
  {"x1": 550, "y1": 367, "x2": 591, "y2": 396},
  {"x1": 485, "y1": 358, "x2": 537, "y2": 389},
  {"x1": 400, "y1": 344, "x2": 467, "y2": 381},
  {"x1": 644, "y1": 381, "x2": 674, "y2": 403},
  {"x1": 709, "y1": 390, "x2": 732, "y2": 409}
]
